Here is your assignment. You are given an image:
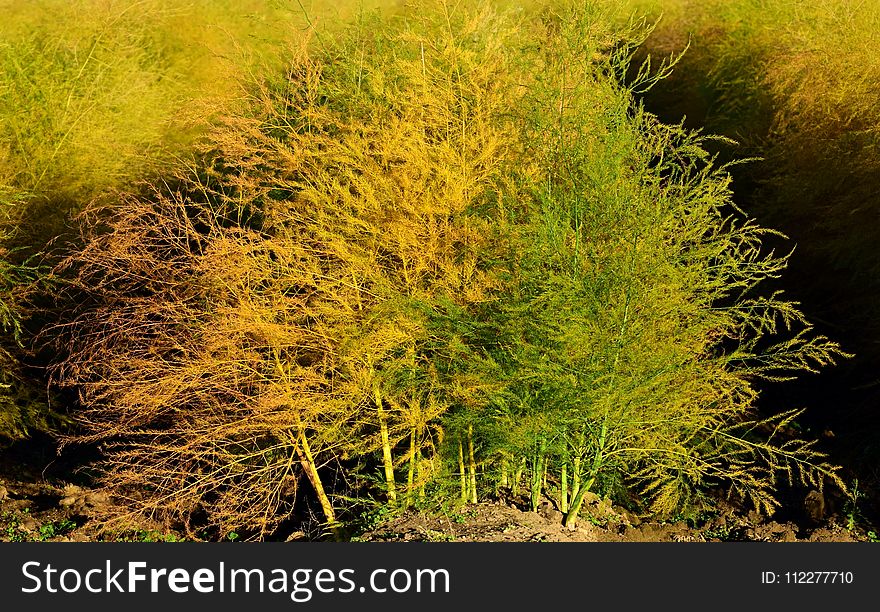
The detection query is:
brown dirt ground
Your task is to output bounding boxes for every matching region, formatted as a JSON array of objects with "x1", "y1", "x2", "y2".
[
  {"x1": 0, "y1": 472, "x2": 871, "y2": 542},
  {"x1": 359, "y1": 492, "x2": 869, "y2": 543}
]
